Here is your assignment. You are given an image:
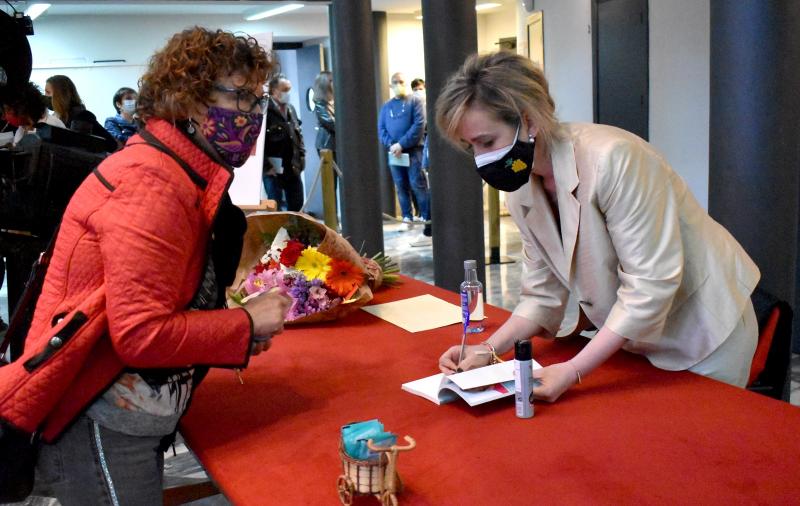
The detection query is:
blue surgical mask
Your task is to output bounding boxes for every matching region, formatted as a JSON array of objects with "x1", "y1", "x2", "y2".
[{"x1": 122, "y1": 99, "x2": 136, "y2": 114}]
